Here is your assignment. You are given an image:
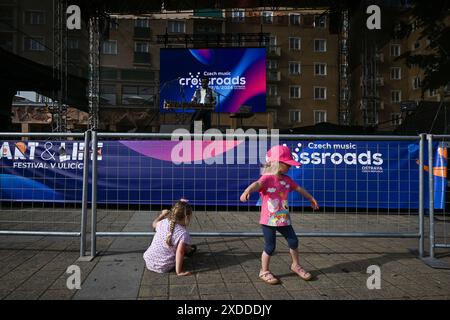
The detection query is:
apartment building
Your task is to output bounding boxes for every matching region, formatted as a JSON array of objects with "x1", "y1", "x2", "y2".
[{"x1": 349, "y1": 4, "x2": 449, "y2": 131}]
